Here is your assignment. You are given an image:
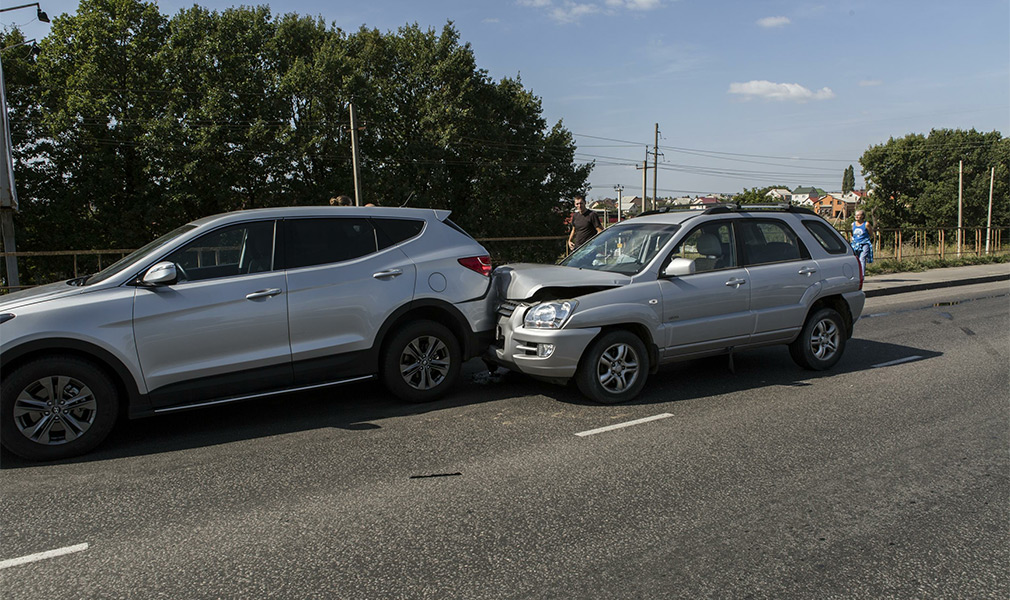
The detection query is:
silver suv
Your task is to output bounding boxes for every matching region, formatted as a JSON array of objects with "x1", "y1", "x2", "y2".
[
  {"x1": 1, "y1": 206, "x2": 495, "y2": 460},
  {"x1": 488, "y1": 204, "x2": 865, "y2": 404}
]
